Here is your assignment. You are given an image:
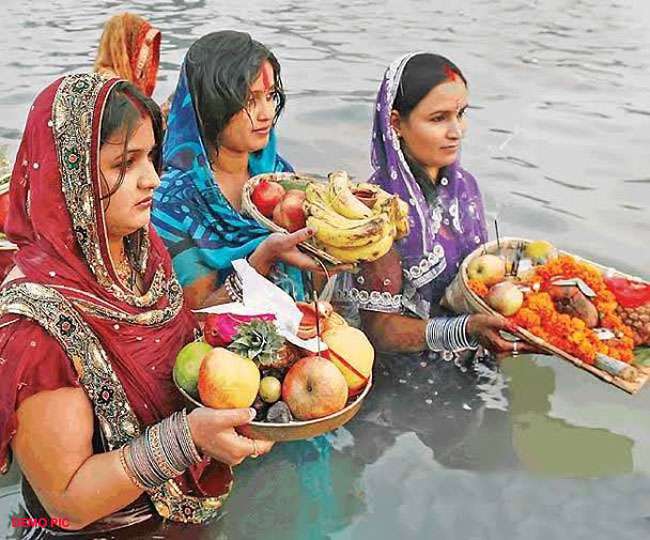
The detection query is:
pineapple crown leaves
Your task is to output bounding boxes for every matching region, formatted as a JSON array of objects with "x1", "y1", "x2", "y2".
[{"x1": 228, "y1": 319, "x2": 284, "y2": 367}]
